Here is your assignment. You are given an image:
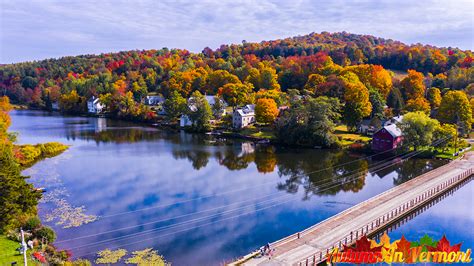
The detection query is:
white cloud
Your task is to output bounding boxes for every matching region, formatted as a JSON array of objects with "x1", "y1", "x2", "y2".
[{"x1": 1, "y1": 0, "x2": 473, "y2": 63}]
